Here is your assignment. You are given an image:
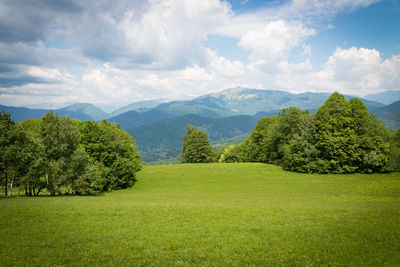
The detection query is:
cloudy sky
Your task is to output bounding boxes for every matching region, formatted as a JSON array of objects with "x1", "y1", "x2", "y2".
[{"x1": 1, "y1": 0, "x2": 400, "y2": 111}]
